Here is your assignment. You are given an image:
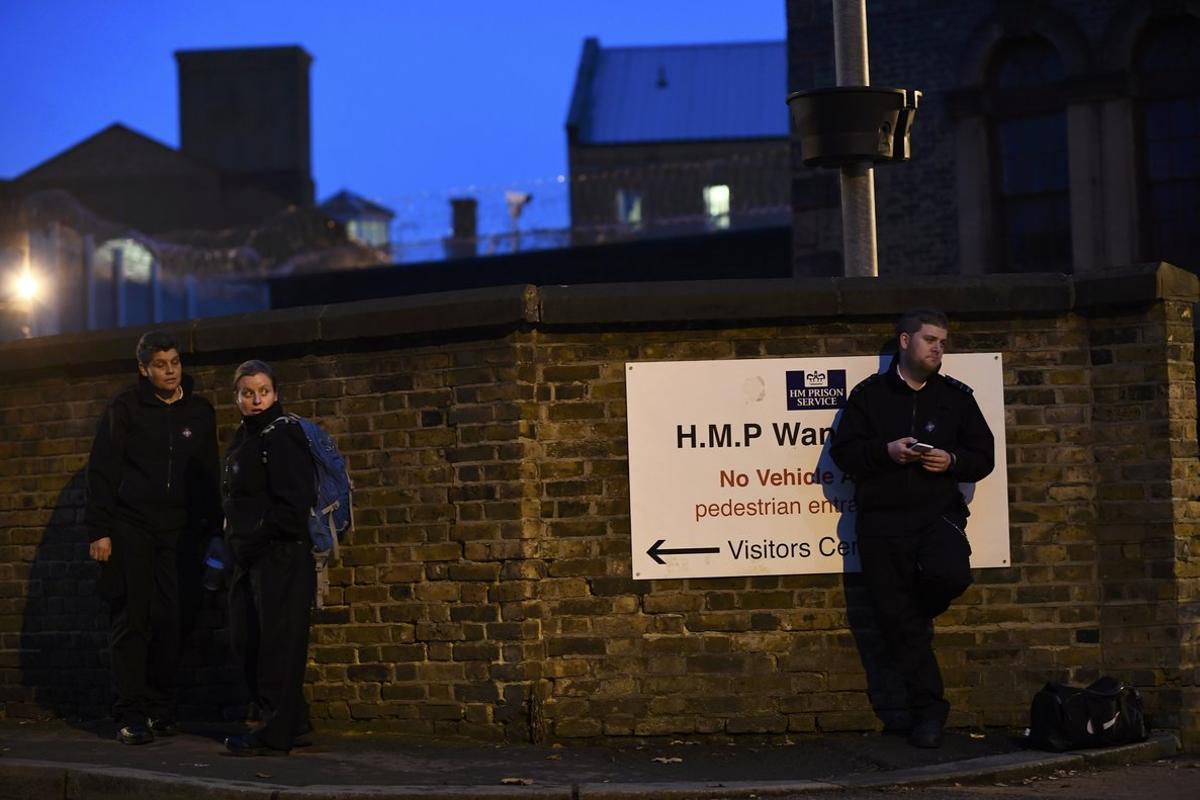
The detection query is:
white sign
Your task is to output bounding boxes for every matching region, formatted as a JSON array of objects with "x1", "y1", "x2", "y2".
[{"x1": 625, "y1": 354, "x2": 1009, "y2": 580}]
